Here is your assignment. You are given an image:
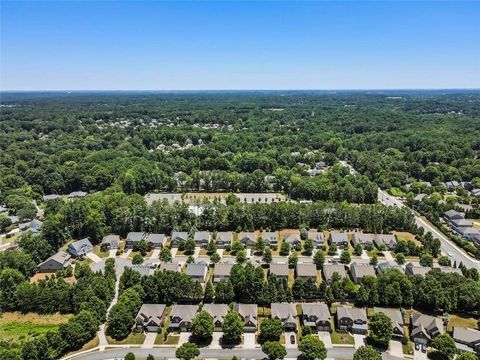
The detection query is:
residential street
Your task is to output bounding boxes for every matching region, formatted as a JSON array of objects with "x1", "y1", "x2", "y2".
[
  {"x1": 64, "y1": 346, "x2": 408, "y2": 360},
  {"x1": 378, "y1": 188, "x2": 480, "y2": 271}
]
